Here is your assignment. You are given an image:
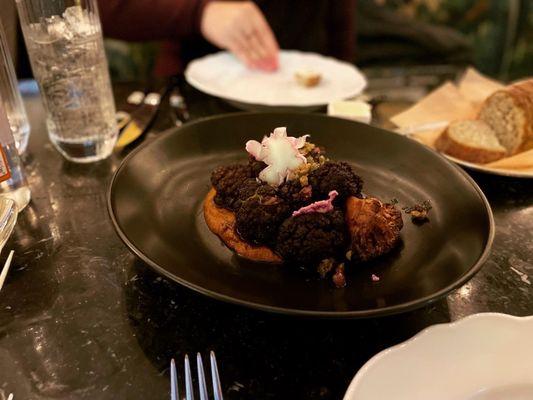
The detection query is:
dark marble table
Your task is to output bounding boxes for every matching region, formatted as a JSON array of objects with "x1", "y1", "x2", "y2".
[{"x1": 0, "y1": 82, "x2": 532, "y2": 400}]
